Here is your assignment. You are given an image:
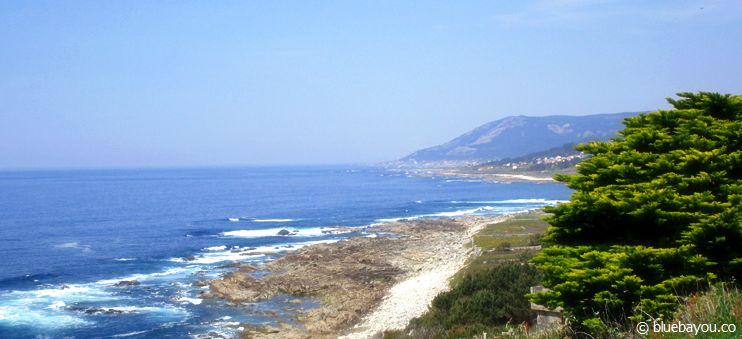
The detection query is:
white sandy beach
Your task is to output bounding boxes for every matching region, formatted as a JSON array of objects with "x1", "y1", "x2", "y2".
[
  {"x1": 493, "y1": 174, "x2": 555, "y2": 182},
  {"x1": 340, "y1": 216, "x2": 509, "y2": 338}
]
